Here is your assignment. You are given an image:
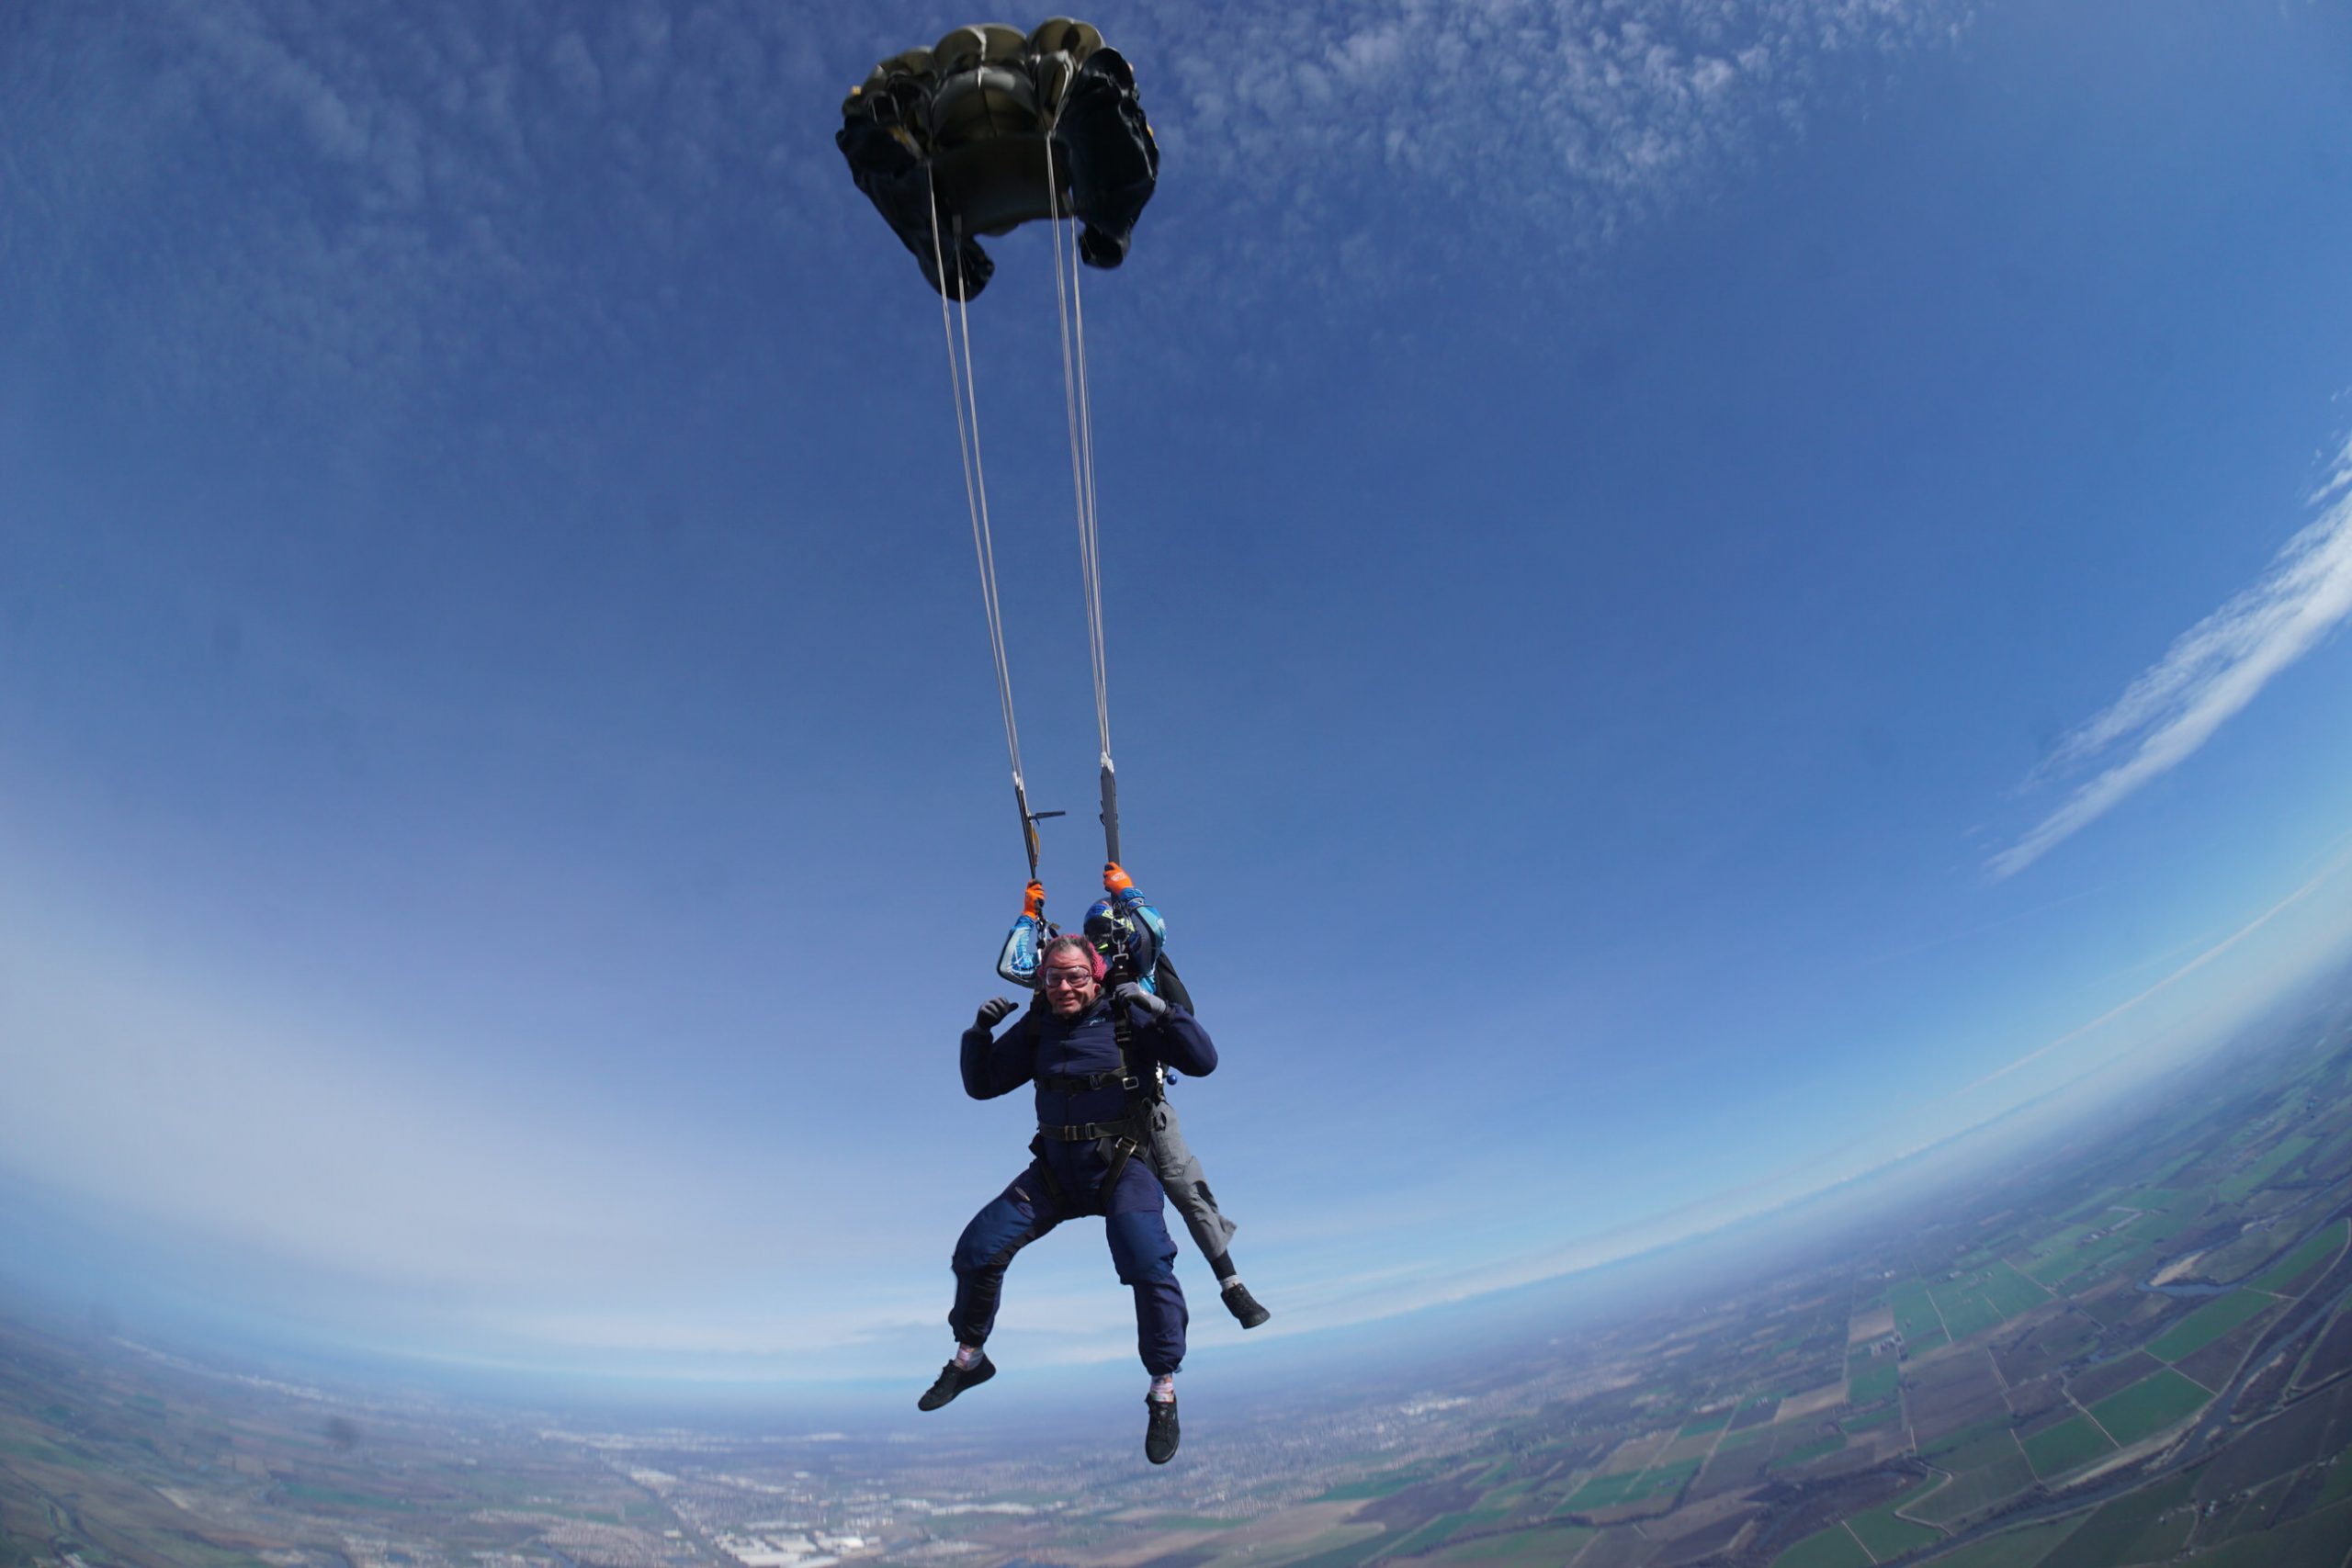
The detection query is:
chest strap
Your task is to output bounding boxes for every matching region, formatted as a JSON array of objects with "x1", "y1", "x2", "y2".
[
  {"x1": 1037, "y1": 1067, "x2": 1140, "y2": 1093},
  {"x1": 1037, "y1": 1115, "x2": 1148, "y2": 1144}
]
